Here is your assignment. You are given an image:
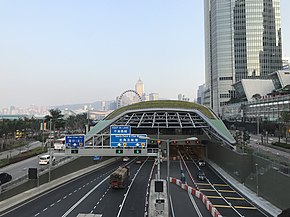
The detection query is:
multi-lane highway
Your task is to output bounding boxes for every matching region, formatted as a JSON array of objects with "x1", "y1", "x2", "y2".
[{"x1": 1, "y1": 150, "x2": 270, "y2": 217}]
